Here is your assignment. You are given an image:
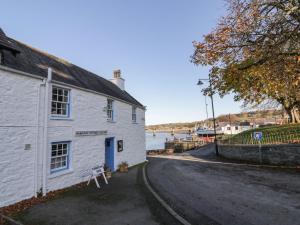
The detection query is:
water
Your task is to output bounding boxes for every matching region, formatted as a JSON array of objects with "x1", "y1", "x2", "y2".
[{"x1": 146, "y1": 132, "x2": 188, "y2": 150}]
